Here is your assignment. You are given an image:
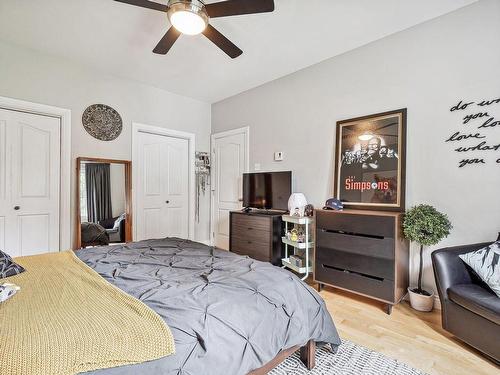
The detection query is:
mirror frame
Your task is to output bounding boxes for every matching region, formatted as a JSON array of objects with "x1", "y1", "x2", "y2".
[{"x1": 75, "y1": 157, "x2": 132, "y2": 249}]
